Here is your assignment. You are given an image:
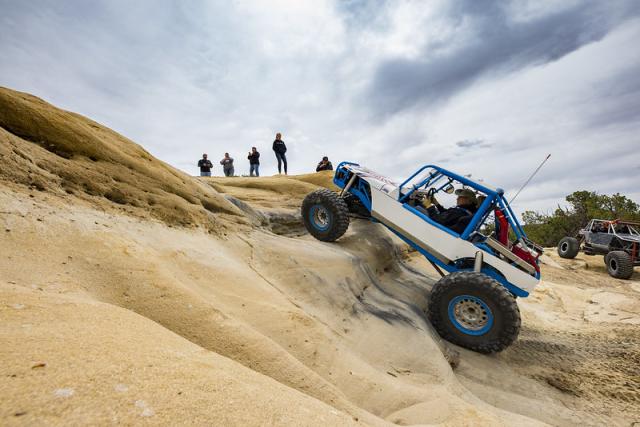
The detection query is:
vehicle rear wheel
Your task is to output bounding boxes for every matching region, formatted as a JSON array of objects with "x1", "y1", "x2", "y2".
[
  {"x1": 605, "y1": 251, "x2": 634, "y2": 279},
  {"x1": 427, "y1": 272, "x2": 520, "y2": 353},
  {"x1": 557, "y1": 237, "x2": 580, "y2": 259},
  {"x1": 301, "y1": 189, "x2": 350, "y2": 242}
]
